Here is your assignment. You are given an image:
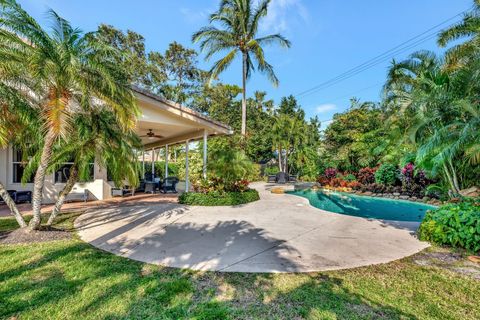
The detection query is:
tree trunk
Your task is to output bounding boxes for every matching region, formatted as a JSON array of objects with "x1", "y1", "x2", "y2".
[
  {"x1": 284, "y1": 150, "x2": 288, "y2": 175},
  {"x1": 47, "y1": 164, "x2": 78, "y2": 226},
  {"x1": 278, "y1": 145, "x2": 283, "y2": 172},
  {"x1": 29, "y1": 129, "x2": 56, "y2": 230},
  {"x1": 0, "y1": 181, "x2": 27, "y2": 228},
  {"x1": 448, "y1": 159, "x2": 461, "y2": 193},
  {"x1": 442, "y1": 163, "x2": 459, "y2": 195},
  {"x1": 241, "y1": 52, "x2": 247, "y2": 136}
]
